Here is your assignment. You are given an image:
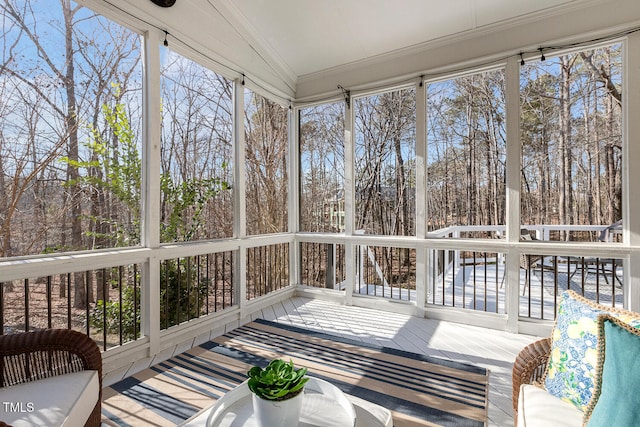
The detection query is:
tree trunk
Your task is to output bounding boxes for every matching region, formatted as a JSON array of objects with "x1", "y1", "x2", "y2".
[
  {"x1": 0, "y1": 154, "x2": 9, "y2": 257},
  {"x1": 558, "y1": 56, "x2": 573, "y2": 238},
  {"x1": 60, "y1": 1, "x2": 87, "y2": 308},
  {"x1": 585, "y1": 85, "x2": 595, "y2": 225}
]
